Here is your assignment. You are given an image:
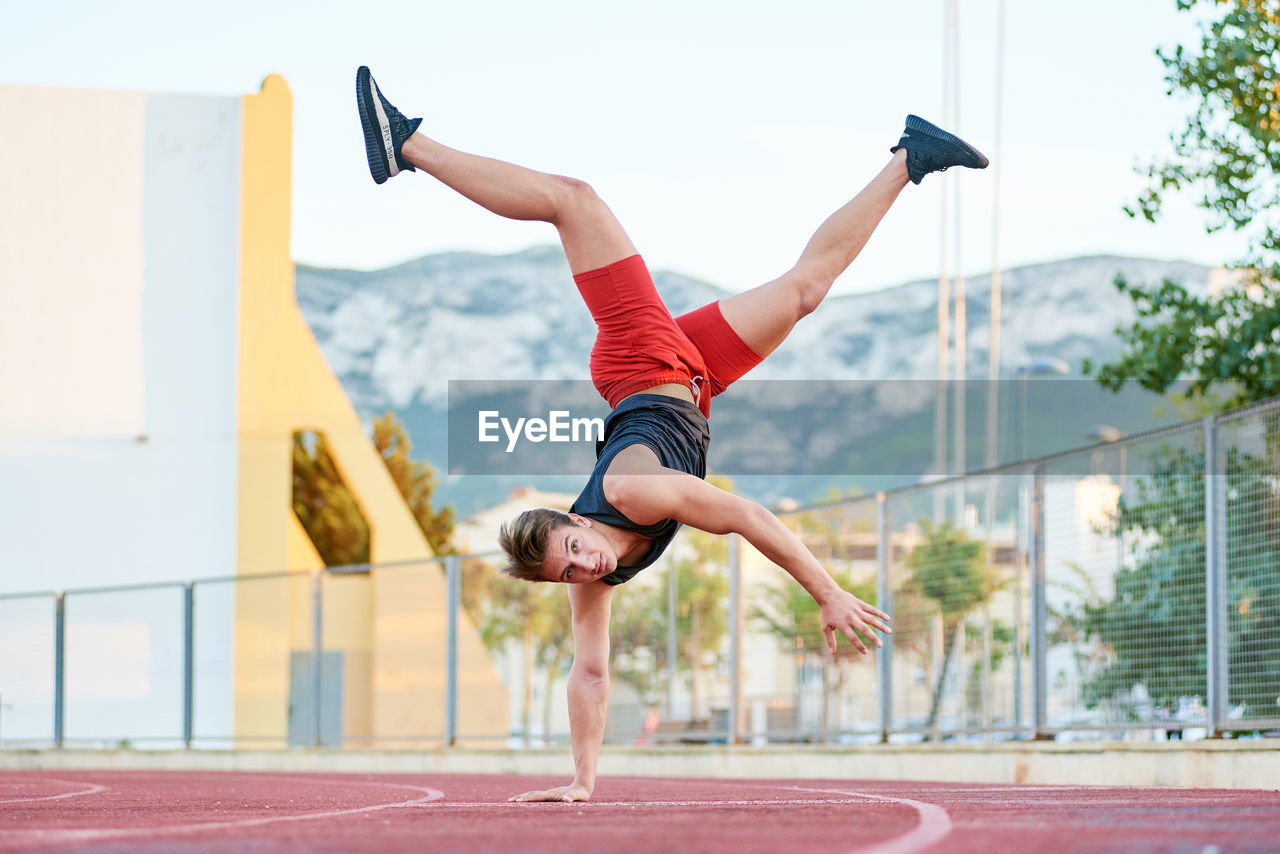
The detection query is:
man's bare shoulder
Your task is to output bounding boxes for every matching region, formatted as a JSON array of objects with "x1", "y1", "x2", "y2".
[{"x1": 600, "y1": 444, "x2": 688, "y2": 525}]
